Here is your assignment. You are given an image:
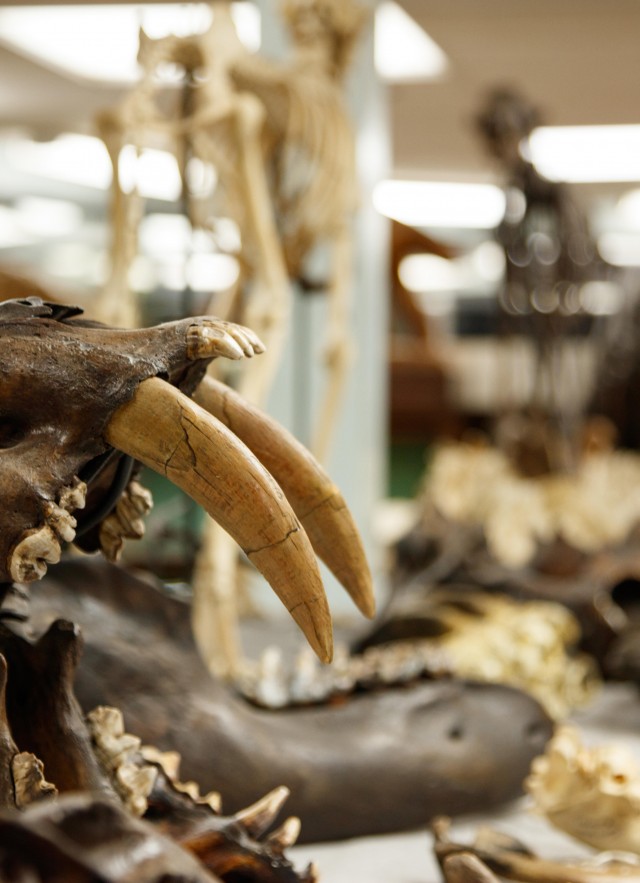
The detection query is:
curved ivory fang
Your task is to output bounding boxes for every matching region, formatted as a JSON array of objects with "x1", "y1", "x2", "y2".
[
  {"x1": 194, "y1": 376, "x2": 375, "y2": 619},
  {"x1": 105, "y1": 377, "x2": 333, "y2": 662}
]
